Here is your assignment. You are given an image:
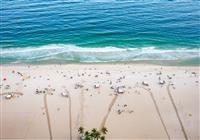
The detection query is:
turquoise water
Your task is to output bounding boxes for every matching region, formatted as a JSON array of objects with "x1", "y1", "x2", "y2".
[{"x1": 0, "y1": 0, "x2": 200, "y2": 64}]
